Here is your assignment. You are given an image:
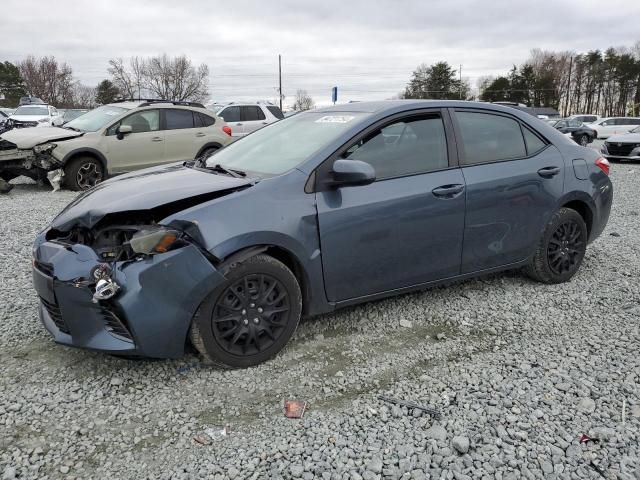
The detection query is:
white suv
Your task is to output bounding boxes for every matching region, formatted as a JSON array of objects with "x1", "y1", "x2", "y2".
[
  {"x1": 9, "y1": 104, "x2": 63, "y2": 128},
  {"x1": 209, "y1": 102, "x2": 284, "y2": 137},
  {"x1": 0, "y1": 100, "x2": 232, "y2": 191}
]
